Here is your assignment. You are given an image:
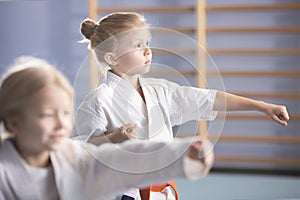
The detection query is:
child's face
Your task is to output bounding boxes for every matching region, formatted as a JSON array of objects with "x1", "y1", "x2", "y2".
[
  {"x1": 113, "y1": 27, "x2": 152, "y2": 75},
  {"x1": 12, "y1": 84, "x2": 73, "y2": 153}
]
